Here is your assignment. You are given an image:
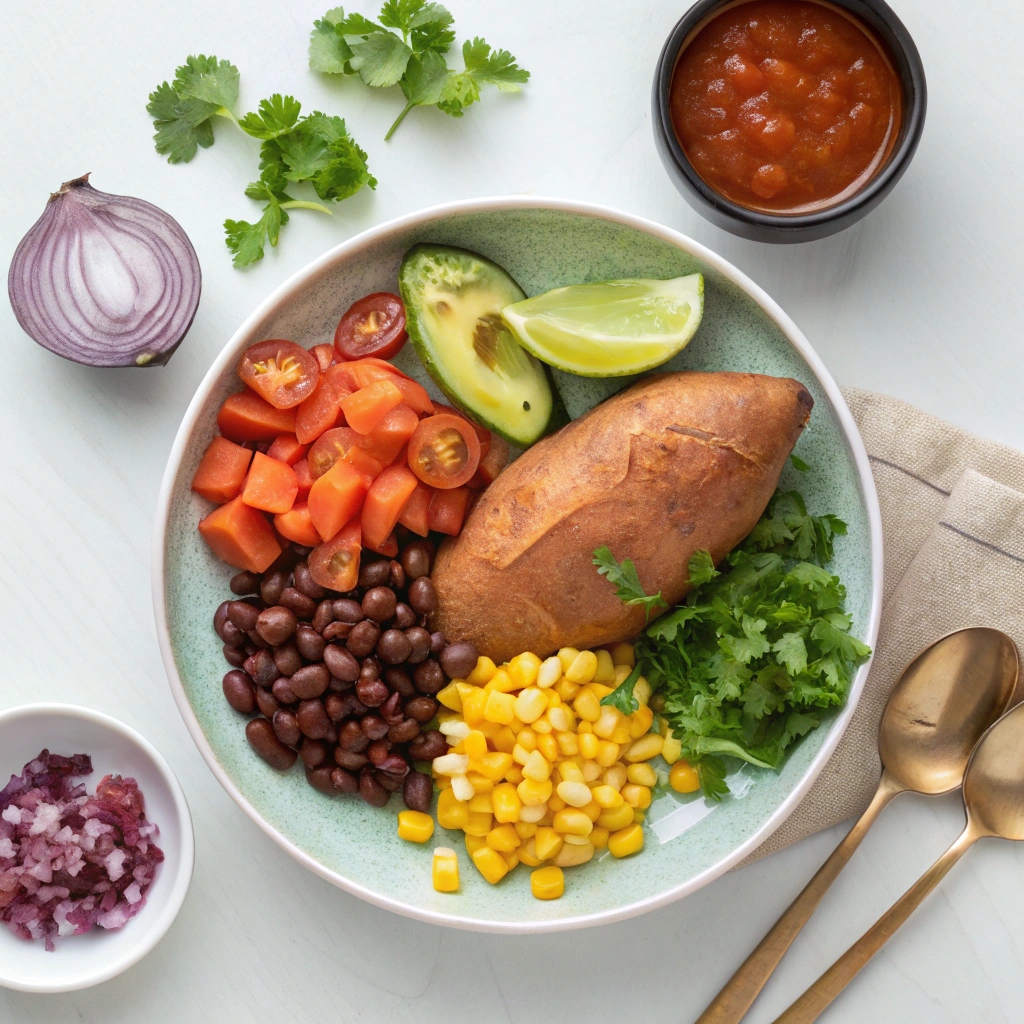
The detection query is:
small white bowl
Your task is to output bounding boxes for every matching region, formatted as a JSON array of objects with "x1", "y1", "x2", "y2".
[{"x1": 0, "y1": 704, "x2": 194, "y2": 993}]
